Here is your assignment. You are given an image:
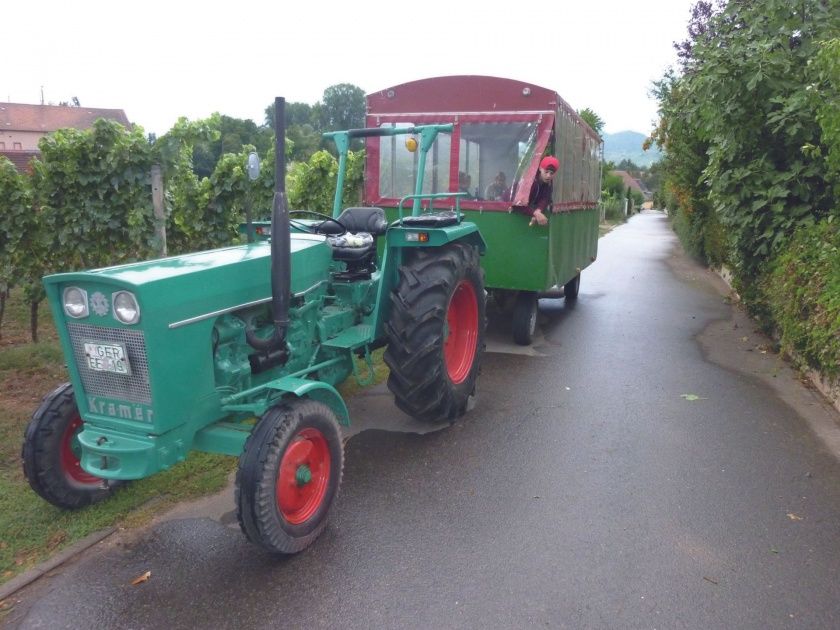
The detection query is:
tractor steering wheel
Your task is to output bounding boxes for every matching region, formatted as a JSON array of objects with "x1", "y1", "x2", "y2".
[{"x1": 289, "y1": 210, "x2": 347, "y2": 236}]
